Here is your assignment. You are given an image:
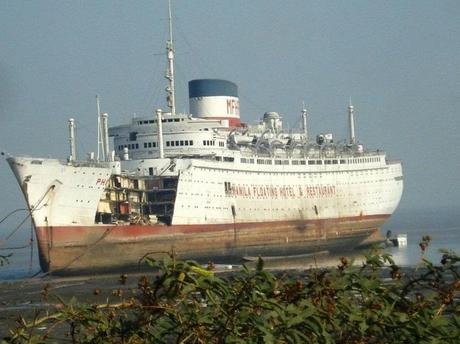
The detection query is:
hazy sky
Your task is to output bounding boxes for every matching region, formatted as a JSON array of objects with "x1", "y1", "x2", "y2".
[{"x1": 1, "y1": 0, "x2": 459, "y2": 215}]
